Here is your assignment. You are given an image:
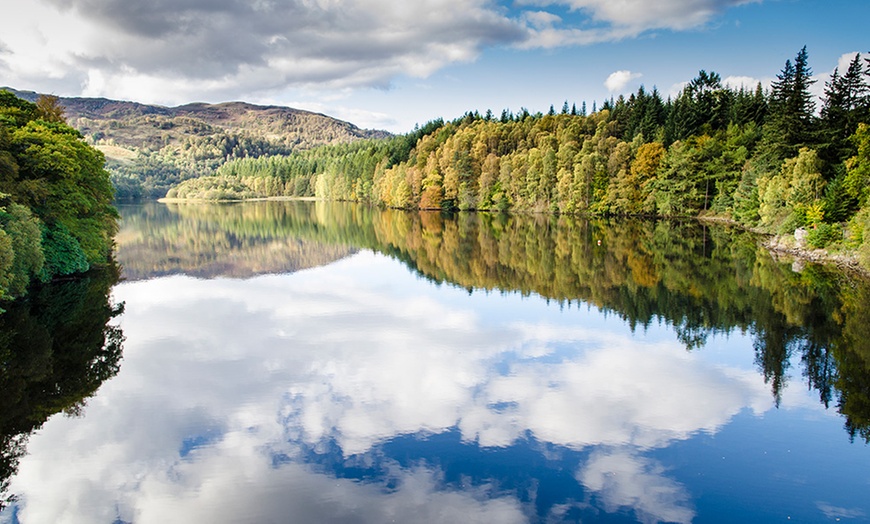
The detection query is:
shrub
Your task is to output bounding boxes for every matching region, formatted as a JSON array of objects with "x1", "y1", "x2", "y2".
[
  {"x1": 39, "y1": 223, "x2": 89, "y2": 282},
  {"x1": 806, "y1": 223, "x2": 842, "y2": 249},
  {"x1": 850, "y1": 207, "x2": 870, "y2": 271}
]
